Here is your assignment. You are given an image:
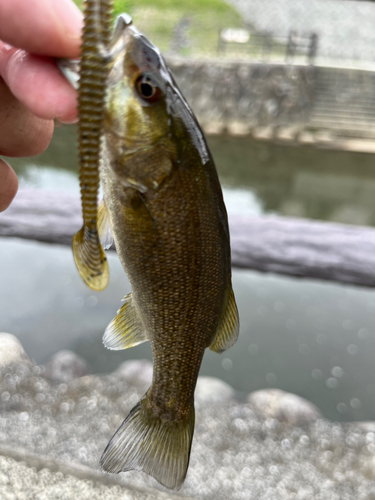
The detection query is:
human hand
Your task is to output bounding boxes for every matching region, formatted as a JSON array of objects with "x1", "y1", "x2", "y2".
[{"x1": 0, "y1": 0, "x2": 82, "y2": 211}]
